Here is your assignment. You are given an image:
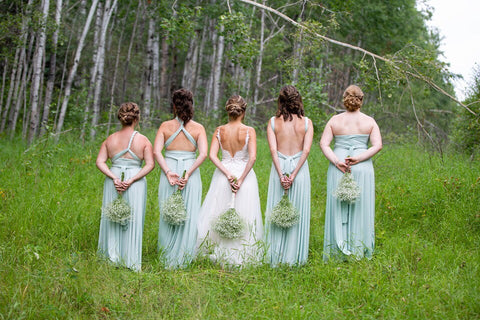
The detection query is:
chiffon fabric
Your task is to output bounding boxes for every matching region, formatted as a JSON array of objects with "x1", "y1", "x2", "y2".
[
  {"x1": 197, "y1": 129, "x2": 263, "y2": 266},
  {"x1": 323, "y1": 134, "x2": 375, "y2": 261},
  {"x1": 98, "y1": 131, "x2": 146, "y2": 272},
  {"x1": 158, "y1": 118, "x2": 202, "y2": 269},
  {"x1": 265, "y1": 117, "x2": 311, "y2": 266}
]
